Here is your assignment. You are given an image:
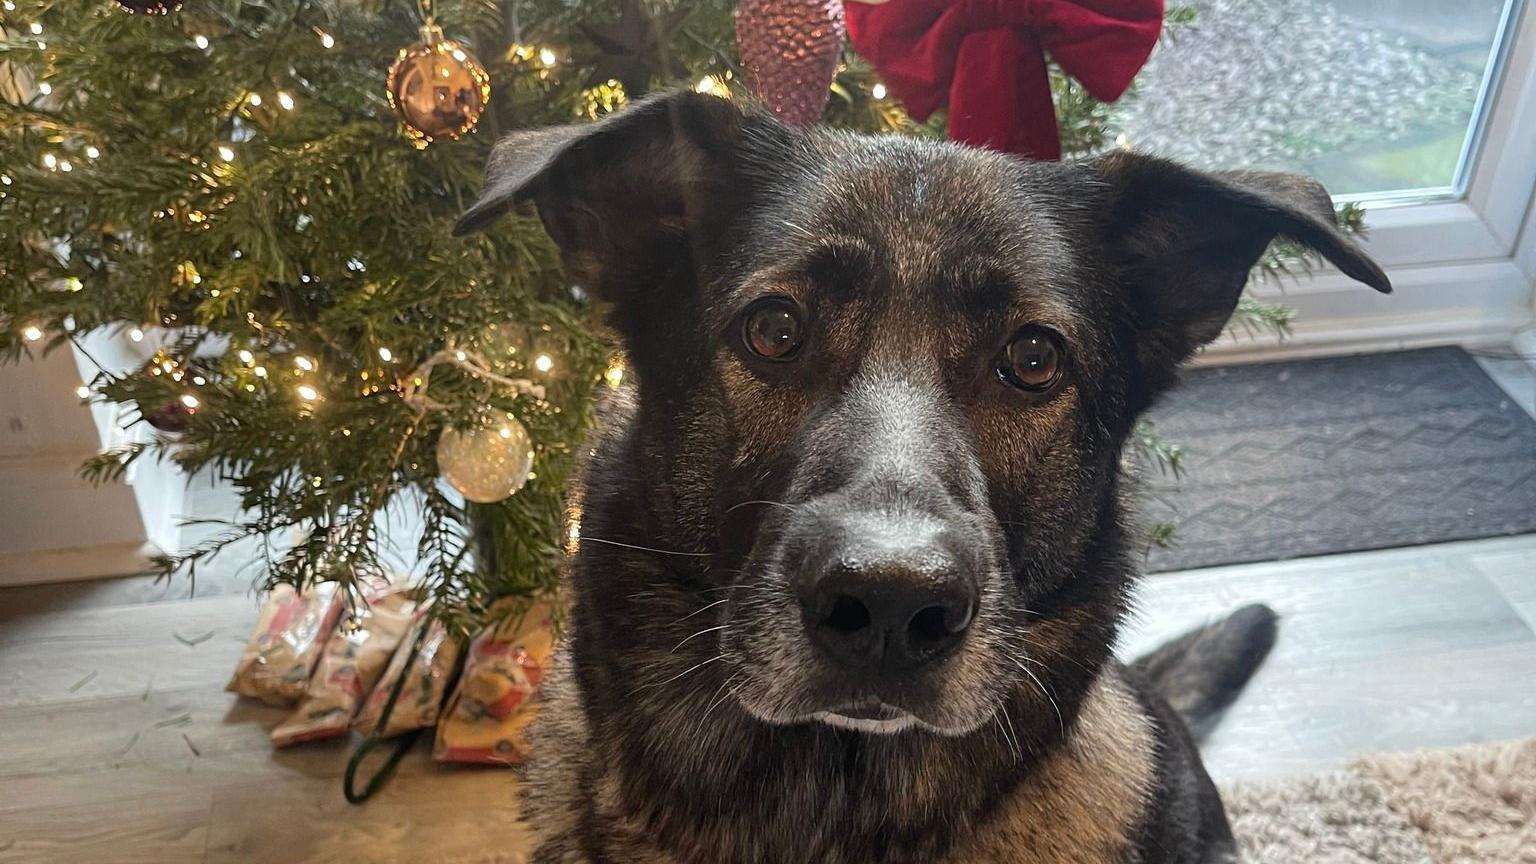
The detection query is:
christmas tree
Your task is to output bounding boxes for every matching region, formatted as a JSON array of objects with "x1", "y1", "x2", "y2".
[{"x1": 0, "y1": 0, "x2": 1353, "y2": 624}]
